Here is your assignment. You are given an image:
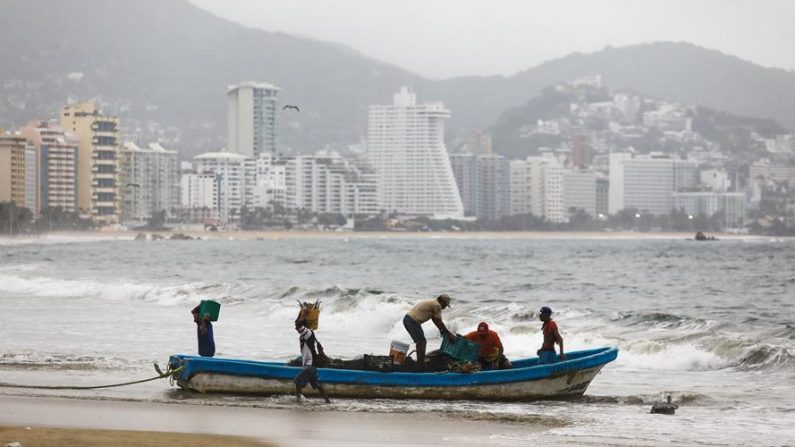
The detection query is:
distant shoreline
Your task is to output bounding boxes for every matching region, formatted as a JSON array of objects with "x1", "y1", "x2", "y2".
[{"x1": 0, "y1": 229, "x2": 780, "y2": 243}]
